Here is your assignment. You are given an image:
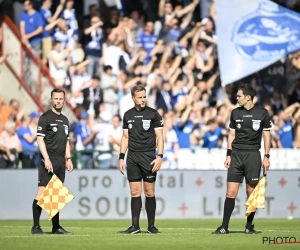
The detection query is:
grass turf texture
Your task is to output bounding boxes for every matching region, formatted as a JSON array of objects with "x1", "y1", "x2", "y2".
[{"x1": 0, "y1": 219, "x2": 300, "y2": 250}]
